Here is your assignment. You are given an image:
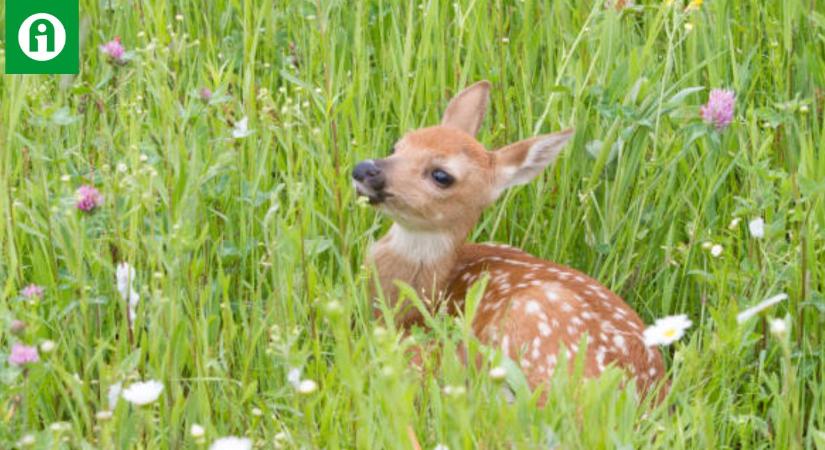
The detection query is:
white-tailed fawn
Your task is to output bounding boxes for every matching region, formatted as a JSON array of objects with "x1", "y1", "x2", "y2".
[{"x1": 353, "y1": 81, "x2": 665, "y2": 400}]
